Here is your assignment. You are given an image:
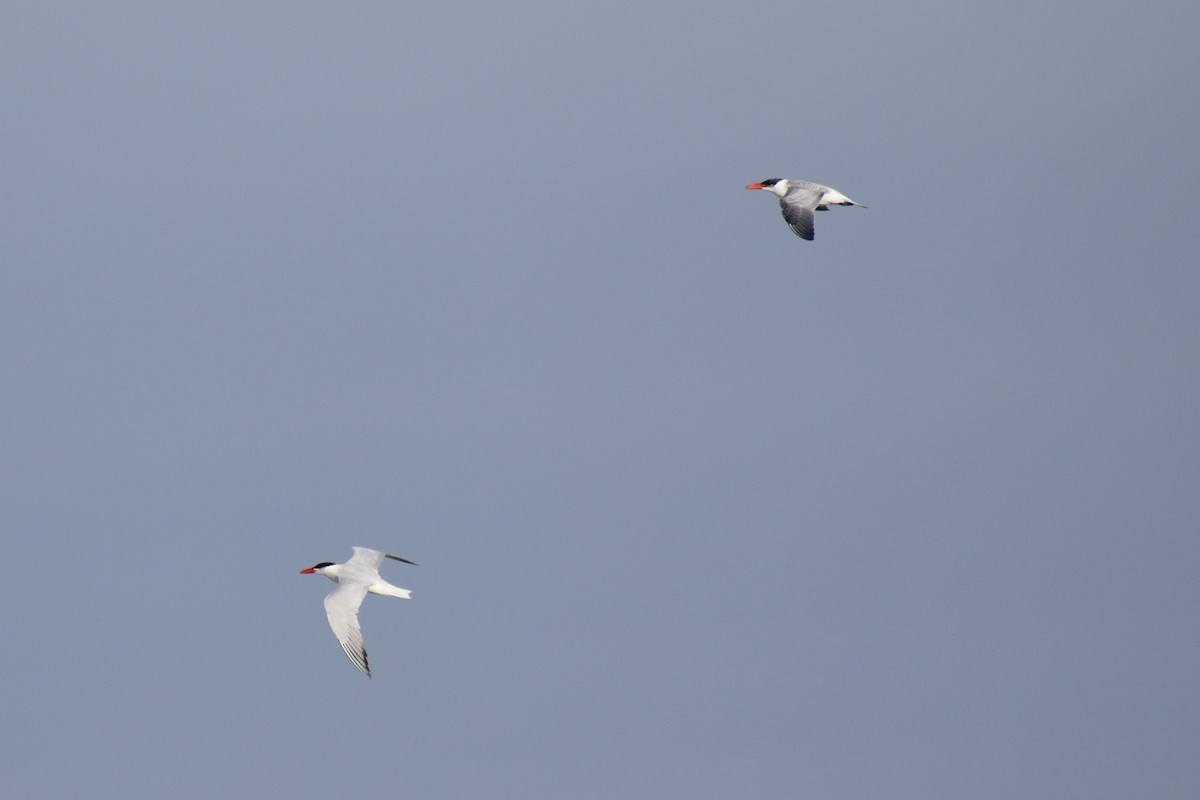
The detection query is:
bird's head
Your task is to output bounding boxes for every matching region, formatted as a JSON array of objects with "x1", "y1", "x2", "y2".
[
  {"x1": 745, "y1": 178, "x2": 788, "y2": 196},
  {"x1": 299, "y1": 561, "x2": 337, "y2": 577}
]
